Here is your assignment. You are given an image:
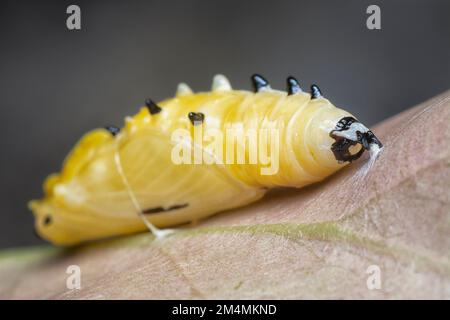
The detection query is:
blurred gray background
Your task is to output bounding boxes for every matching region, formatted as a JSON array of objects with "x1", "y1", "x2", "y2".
[{"x1": 0, "y1": 0, "x2": 449, "y2": 248}]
